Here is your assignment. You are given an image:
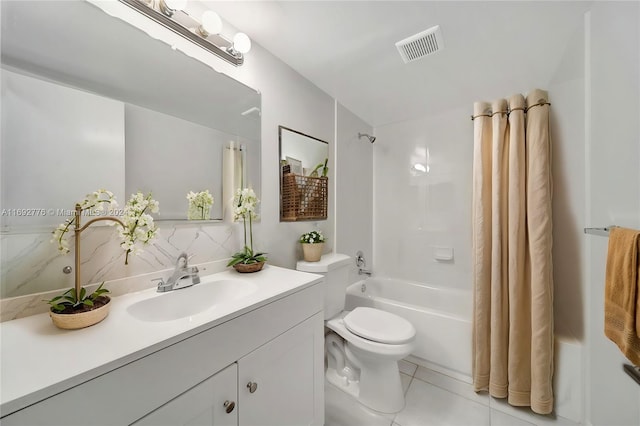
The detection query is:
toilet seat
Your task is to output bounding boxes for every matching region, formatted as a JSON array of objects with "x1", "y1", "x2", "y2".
[
  {"x1": 343, "y1": 307, "x2": 415, "y2": 344},
  {"x1": 326, "y1": 311, "x2": 415, "y2": 358}
]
